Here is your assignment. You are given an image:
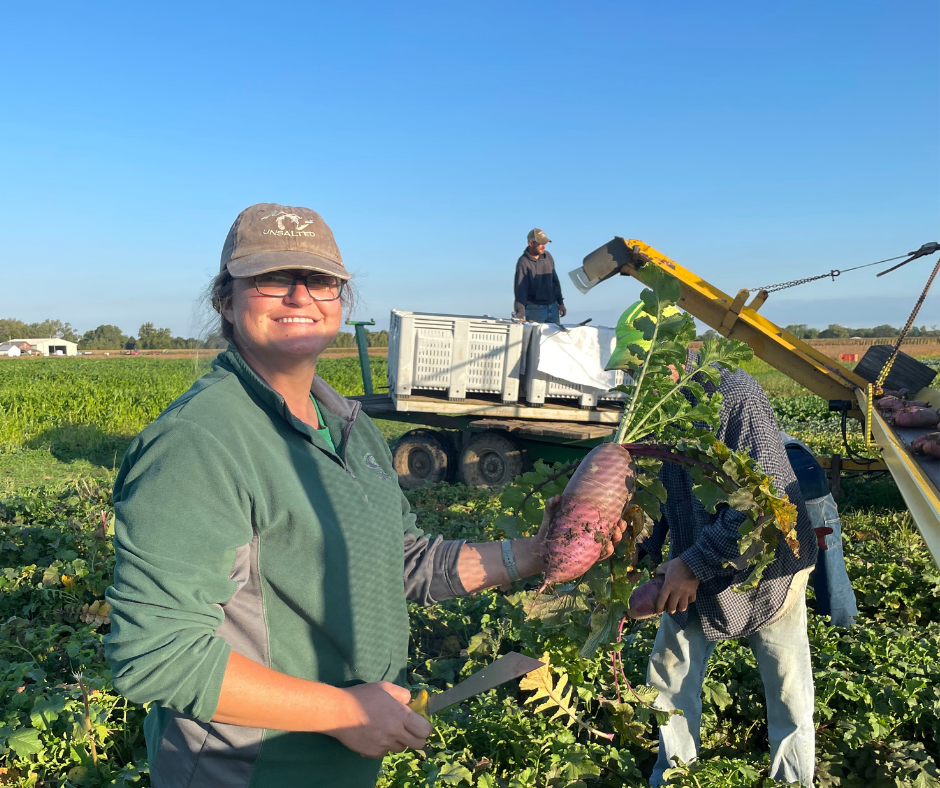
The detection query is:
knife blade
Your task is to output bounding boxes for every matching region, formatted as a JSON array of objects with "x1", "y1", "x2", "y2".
[{"x1": 409, "y1": 652, "x2": 544, "y2": 718}]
